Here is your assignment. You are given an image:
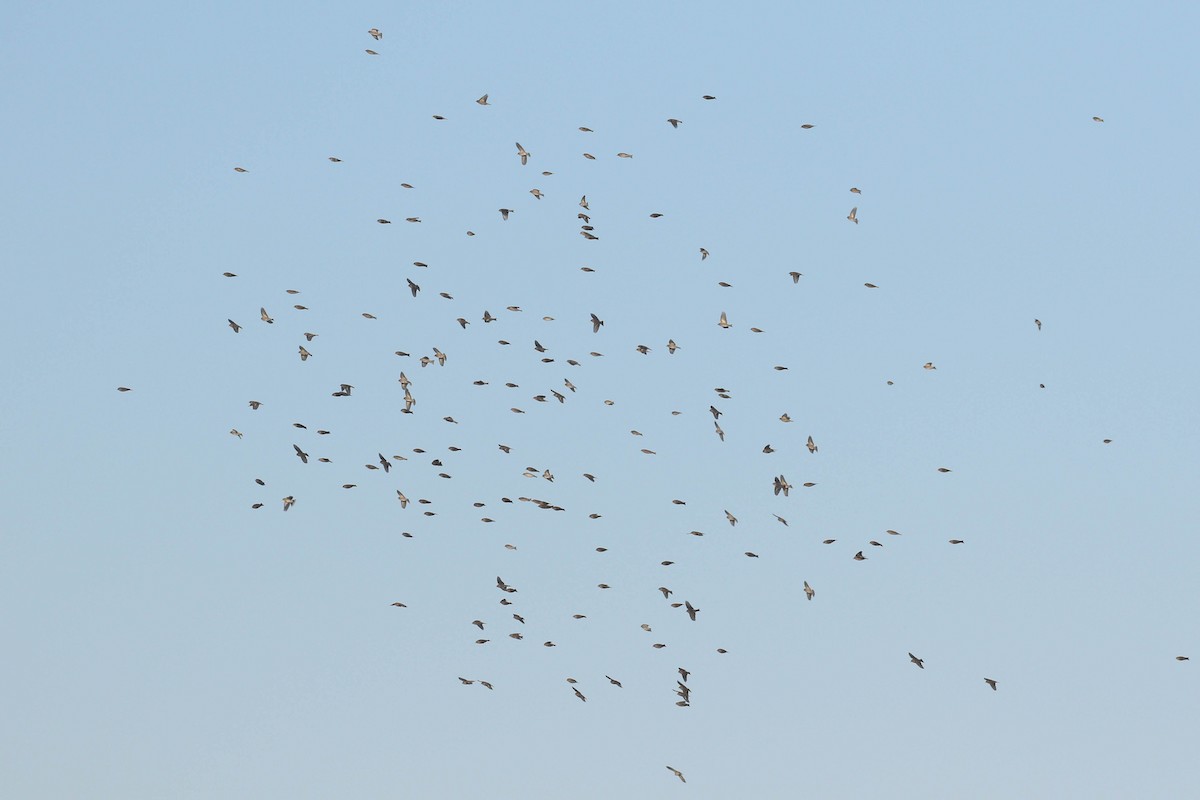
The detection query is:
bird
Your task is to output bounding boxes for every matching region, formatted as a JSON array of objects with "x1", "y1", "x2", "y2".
[
  {"x1": 229, "y1": 429, "x2": 242, "y2": 439},
  {"x1": 1176, "y1": 656, "x2": 1190, "y2": 661},
  {"x1": 725, "y1": 510, "x2": 738, "y2": 526},
  {"x1": 853, "y1": 551, "x2": 866, "y2": 560},
  {"x1": 1093, "y1": 116, "x2": 1104, "y2": 122},
  {"x1": 806, "y1": 435, "x2": 818, "y2": 454},
  {"x1": 909, "y1": 653, "x2": 925, "y2": 669},
  {"x1": 684, "y1": 601, "x2": 699, "y2": 621},
  {"x1": 605, "y1": 675, "x2": 623, "y2": 687},
  {"x1": 529, "y1": 188, "x2": 543, "y2": 200},
  {"x1": 659, "y1": 587, "x2": 673, "y2": 599},
  {"x1": 407, "y1": 279, "x2": 420, "y2": 297},
  {"x1": 573, "y1": 687, "x2": 587, "y2": 702},
  {"x1": 298, "y1": 346, "x2": 312, "y2": 362},
  {"x1": 668, "y1": 118, "x2": 682, "y2": 128},
  {"x1": 923, "y1": 362, "x2": 937, "y2": 370},
  {"x1": 984, "y1": 678, "x2": 998, "y2": 690},
  {"x1": 790, "y1": 271, "x2": 802, "y2": 283},
  {"x1": 804, "y1": 581, "x2": 814, "y2": 601},
  {"x1": 515, "y1": 142, "x2": 530, "y2": 165},
  {"x1": 590, "y1": 313, "x2": 604, "y2": 333},
  {"x1": 718, "y1": 311, "x2": 731, "y2": 328},
  {"x1": 248, "y1": 401, "x2": 262, "y2": 410},
  {"x1": 847, "y1": 207, "x2": 858, "y2": 224},
  {"x1": 499, "y1": 208, "x2": 513, "y2": 220},
  {"x1": 1035, "y1": 318, "x2": 1042, "y2": 330},
  {"x1": 476, "y1": 94, "x2": 490, "y2": 105},
  {"x1": 228, "y1": 319, "x2": 241, "y2": 333},
  {"x1": 666, "y1": 766, "x2": 686, "y2": 783},
  {"x1": 282, "y1": 496, "x2": 295, "y2": 511},
  {"x1": 850, "y1": 187, "x2": 862, "y2": 194},
  {"x1": 260, "y1": 307, "x2": 273, "y2": 324},
  {"x1": 368, "y1": 28, "x2": 382, "y2": 40},
  {"x1": 233, "y1": 167, "x2": 248, "y2": 173}
]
